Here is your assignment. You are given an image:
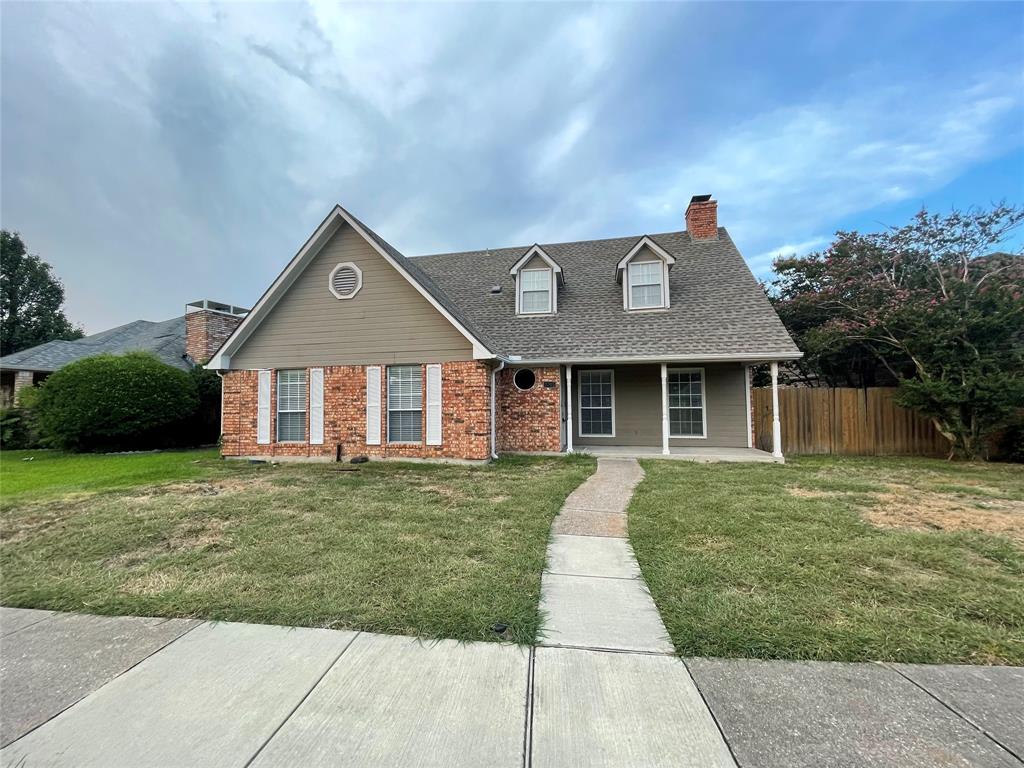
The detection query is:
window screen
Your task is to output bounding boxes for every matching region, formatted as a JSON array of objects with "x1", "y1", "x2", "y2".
[
  {"x1": 388, "y1": 365, "x2": 423, "y2": 443},
  {"x1": 276, "y1": 369, "x2": 307, "y2": 442},
  {"x1": 520, "y1": 269, "x2": 551, "y2": 313},
  {"x1": 628, "y1": 261, "x2": 664, "y2": 309},
  {"x1": 579, "y1": 370, "x2": 613, "y2": 436},
  {"x1": 668, "y1": 369, "x2": 704, "y2": 437}
]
